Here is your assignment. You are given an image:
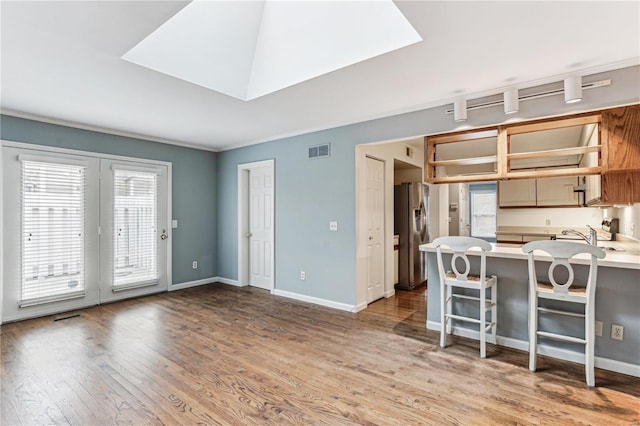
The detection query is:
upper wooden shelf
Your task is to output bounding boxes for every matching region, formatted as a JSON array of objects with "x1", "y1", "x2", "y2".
[
  {"x1": 430, "y1": 155, "x2": 497, "y2": 167},
  {"x1": 508, "y1": 145, "x2": 601, "y2": 161}
]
